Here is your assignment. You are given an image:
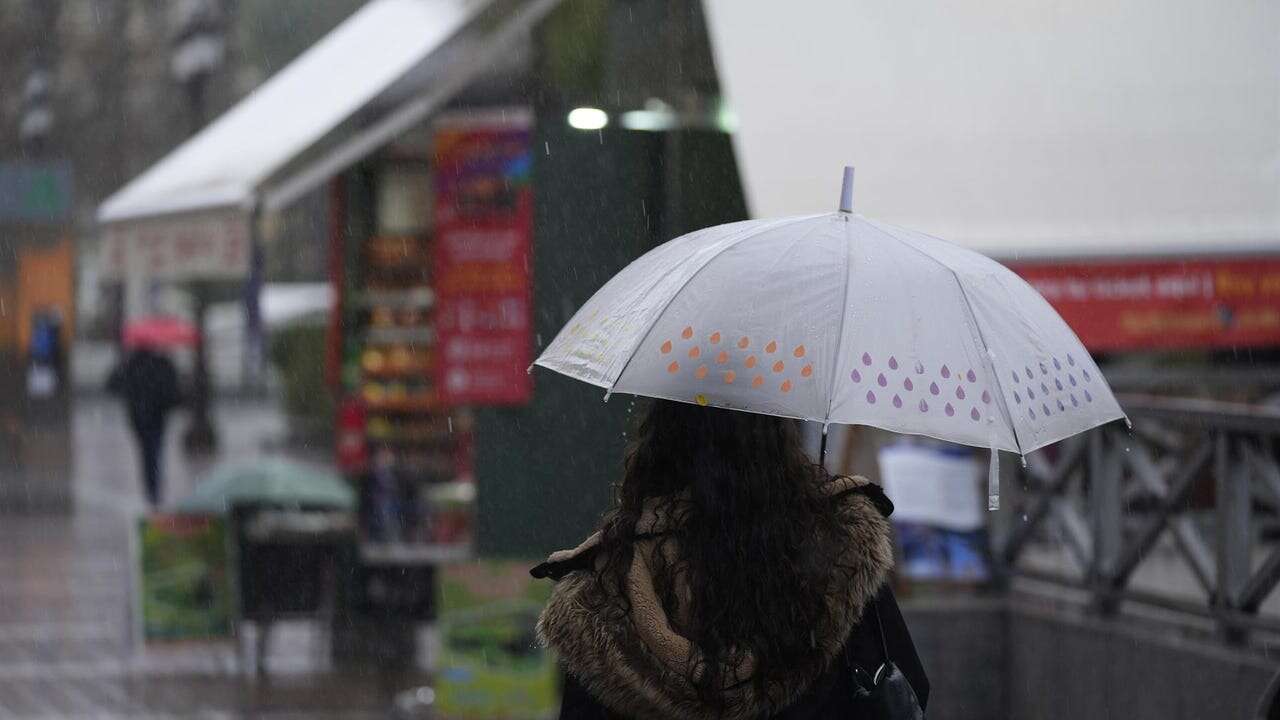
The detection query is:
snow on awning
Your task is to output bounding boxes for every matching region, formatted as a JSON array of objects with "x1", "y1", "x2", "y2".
[
  {"x1": 703, "y1": 0, "x2": 1280, "y2": 260},
  {"x1": 98, "y1": 0, "x2": 565, "y2": 282},
  {"x1": 101, "y1": 0, "x2": 493, "y2": 226}
]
